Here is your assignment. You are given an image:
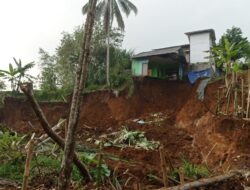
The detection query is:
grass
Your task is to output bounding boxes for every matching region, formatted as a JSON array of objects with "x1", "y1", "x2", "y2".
[
  {"x1": 0, "y1": 159, "x2": 24, "y2": 182},
  {"x1": 170, "y1": 159, "x2": 210, "y2": 181},
  {"x1": 0, "y1": 155, "x2": 82, "y2": 184}
]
